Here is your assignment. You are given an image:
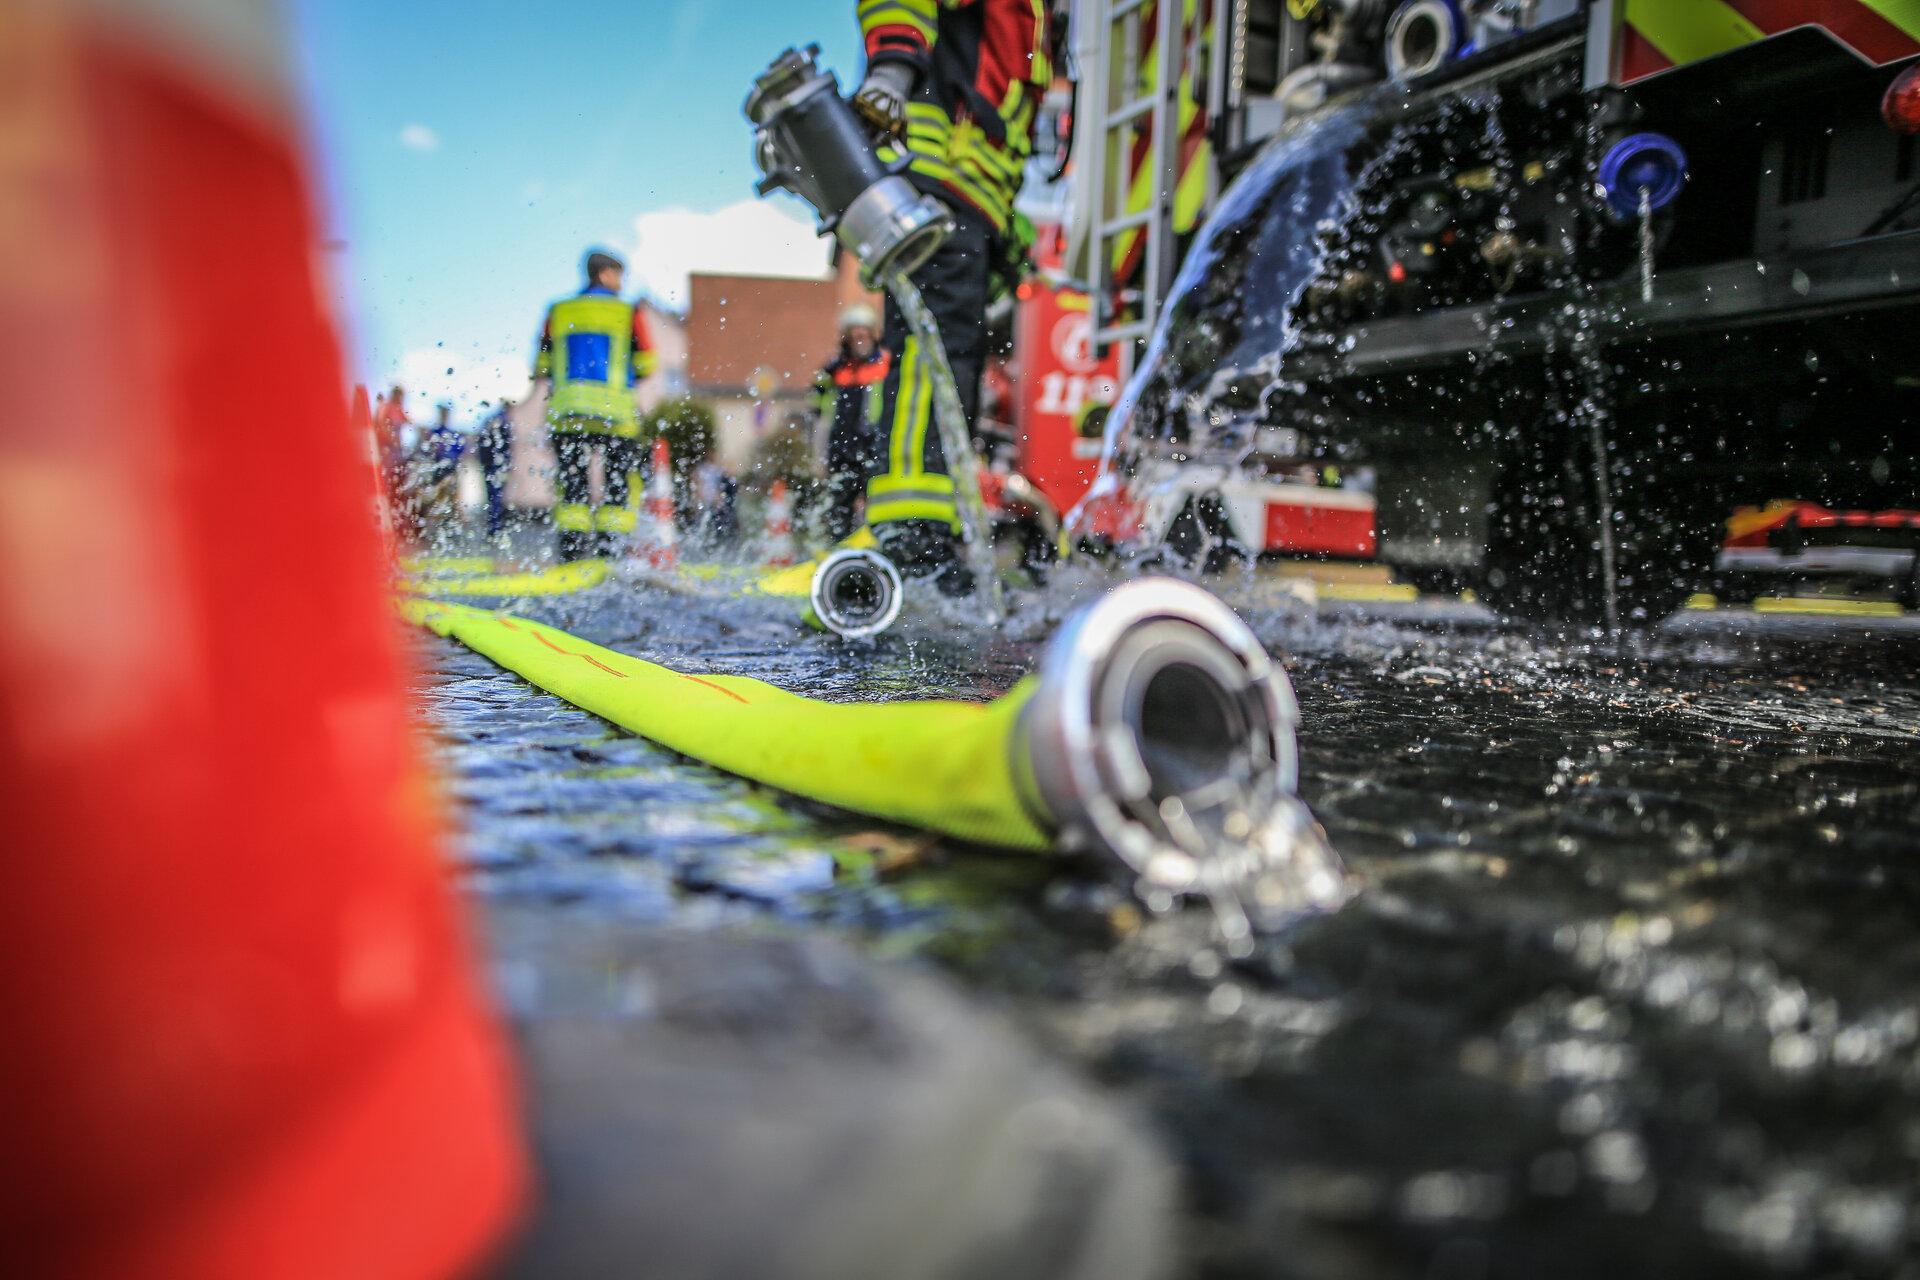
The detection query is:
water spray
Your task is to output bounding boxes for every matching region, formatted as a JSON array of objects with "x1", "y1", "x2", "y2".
[
  {"x1": 1594, "y1": 131, "x2": 1686, "y2": 306},
  {"x1": 883, "y1": 278, "x2": 1007, "y2": 622}
]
